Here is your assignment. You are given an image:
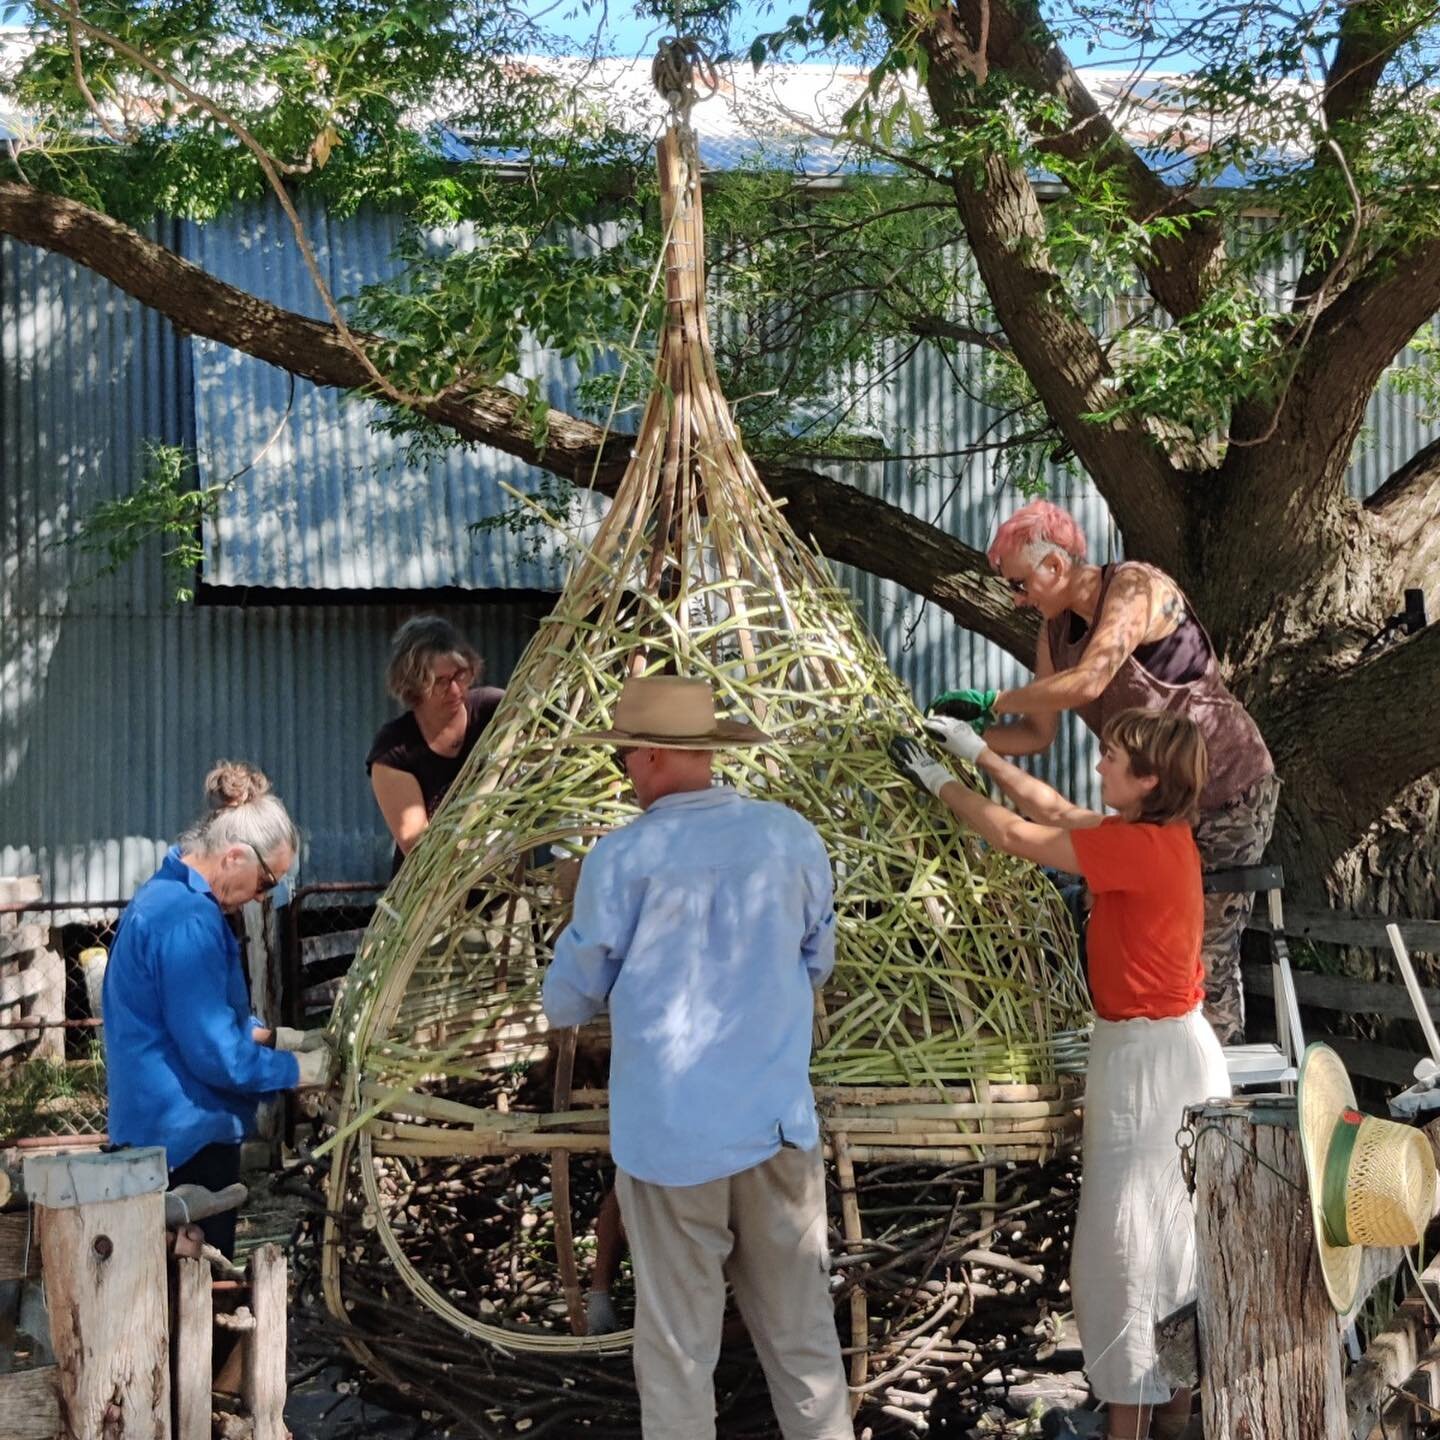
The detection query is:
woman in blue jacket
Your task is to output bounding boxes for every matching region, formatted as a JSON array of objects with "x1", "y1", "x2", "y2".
[{"x1": 104, "y1": 762, "x2": 332, "y2": 1255}]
